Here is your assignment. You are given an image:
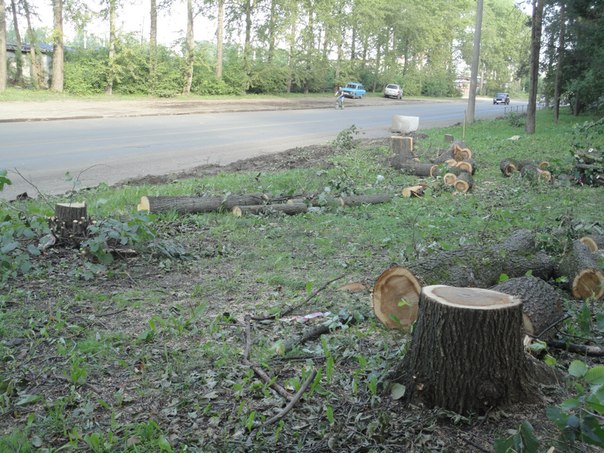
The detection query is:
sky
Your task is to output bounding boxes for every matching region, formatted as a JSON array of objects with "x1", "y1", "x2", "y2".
[{"x1": 32, "y1": 0, "x2": 215, "y2": 47}]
